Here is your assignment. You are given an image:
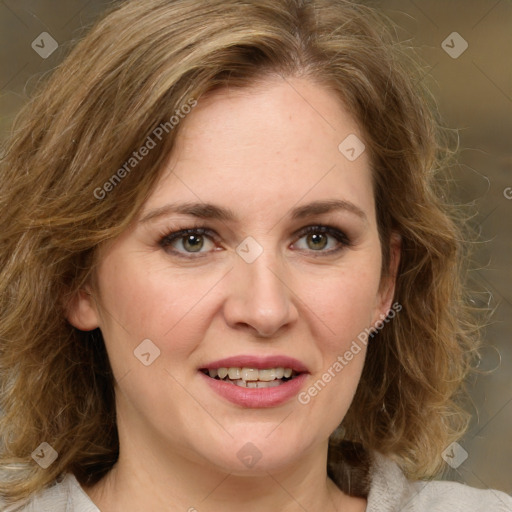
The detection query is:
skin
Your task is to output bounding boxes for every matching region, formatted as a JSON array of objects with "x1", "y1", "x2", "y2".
[{"x1": 68, "y1": 76, "x2": 400, "y2": 512}]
